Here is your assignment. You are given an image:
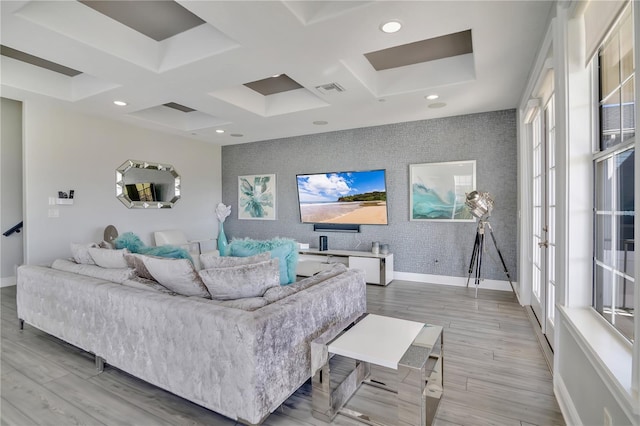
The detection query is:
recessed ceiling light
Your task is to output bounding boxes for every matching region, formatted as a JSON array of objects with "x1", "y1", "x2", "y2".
[
  {"x1": 216, "y1": 129, "x2": 225, "y2": 134},
  {"x1": 313, "y1": 120, "x2": 328, "y2": 125},
  {"x1": 380, "y1": 20, "x2": 402, "y2": 34},
  {"x1": 230, "y1": 133, "x2": 243, "y2": 137},
  {"x1": 113, "y1": 100, "x2": 127, "y2": 106},
  {"x1": 425, "y1": 94, "x2": 439, "y2": 100},
  {"x1": 428, "y1": 102, "x2": 447, "y2": 109}
]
